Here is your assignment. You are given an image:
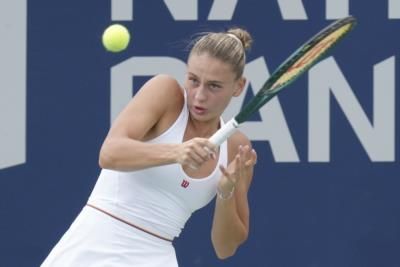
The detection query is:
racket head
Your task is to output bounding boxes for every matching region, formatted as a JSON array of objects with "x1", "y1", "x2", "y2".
[{"x1": 235, "y1": 16, "x2": 357, "y2": 123}]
